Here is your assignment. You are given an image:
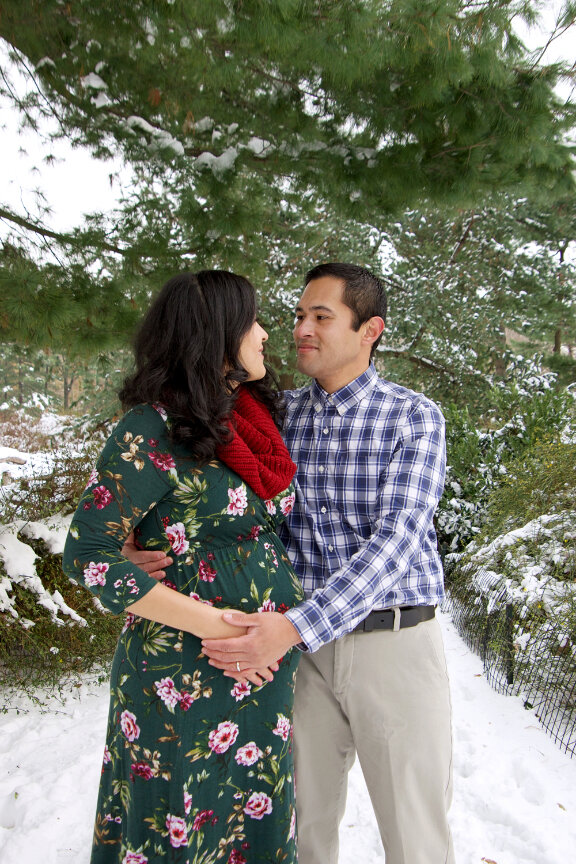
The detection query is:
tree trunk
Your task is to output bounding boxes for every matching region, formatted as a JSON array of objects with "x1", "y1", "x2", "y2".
[
  {"x1": 492, "y1": 324, "x2": 507, "y2": 377},
  {"x1": 279, "y1": 371, "x2": 296, "y2": 390},
  {"x1": 17, "y1": 355, "x2": 24, "y2": 405},
  {"x1": 63, "y1": 367, "x2": 76, "y2": 410},
  {"x1": 554, "y1": 328, "x2": 562, "y2": 354}
]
